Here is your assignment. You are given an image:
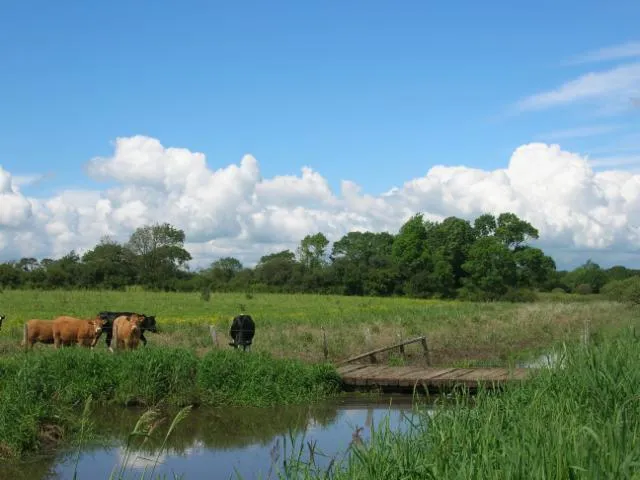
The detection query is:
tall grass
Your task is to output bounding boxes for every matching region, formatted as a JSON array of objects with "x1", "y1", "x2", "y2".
[
  {"x1": 0, "y1": 348, "x2": 341, "y2": 459},
  {"x1": 284, "y1": 329, "x2": 640, "y2": 479}
]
